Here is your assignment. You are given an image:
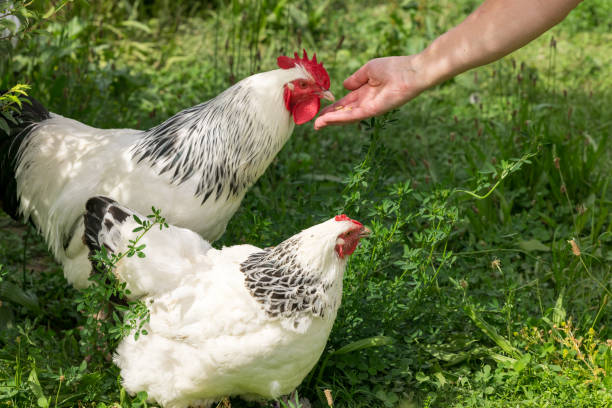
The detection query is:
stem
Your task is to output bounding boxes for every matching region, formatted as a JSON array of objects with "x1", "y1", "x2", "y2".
[
  {"x1": 454, "y1": 177, "x2": 504, "y2": 200},
  {"x1": 454, "y1": 247, "x2": 542, "y2": 262},
  {"x1": 431, "y1": 236, "x2": 449, "y2": 283},
  {"x1": 15, "y1": 338, "x2": 21, "y2": 386},
  {"x1": 578, "y1": 255, "x2": 611, "y2": 297},
  {"x1": 556, "y1": 162, "x2": 578, "y2": 236},
  {"x1": 54, "y1": 377, "x2": 63, "y2": 408},
  {"x1": 111, "y1": 218, "x2": 159, "y2": 266},
  {"x1": 426, "y1": 218, "x2": 443, "y2": 275},
  {"x1": 454, "y1": 152, "x2": 537, "y2": 200},
  {"x1": 590, "y1": 294, "x2": 608, "y2": 330}
]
